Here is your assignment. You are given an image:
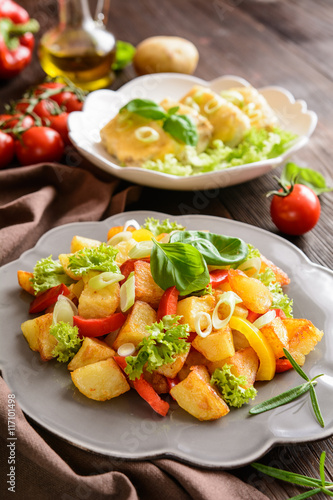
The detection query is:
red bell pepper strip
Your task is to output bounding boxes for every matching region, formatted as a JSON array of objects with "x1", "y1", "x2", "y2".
[
  {"x1": 166, "y1": 376, "x2": 180, "y2": 392},
  {"x1": 186, "y1": 331, "x2": 197, "y2": 343},
  {"x1": 114, "y1": 356, "x2": 169, "y2": 417},
  {"x1": 0, "y1": 15, "x2": 39, "y2": 79},
  {"x1": 275, "y1": 358, "x2": 293, "y2": 373},
  {"x1": 119, "y1": 259, "x2": 135, "y2": 285},
  {"x1": 274, "y1": 308, "x2": 286, "y2": 319},
  {"x1": 29, "y1": 283, "x2": 70, "y2": 314},
  {"x1": 0, "y1": 0, "x2": 30, "y2": 24},
  {"x1": 209, "y1": 269, "x2": 229, "y2": 288},
  {"x1": 247, "y1": 310, "x2": 261, "y2": 323},
  {"x1": 73, "y1": 312, "x2": 126, "y2": 338},
  {"x1": 157, "y1": 286, "x2": 179, "y2": 322}
]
